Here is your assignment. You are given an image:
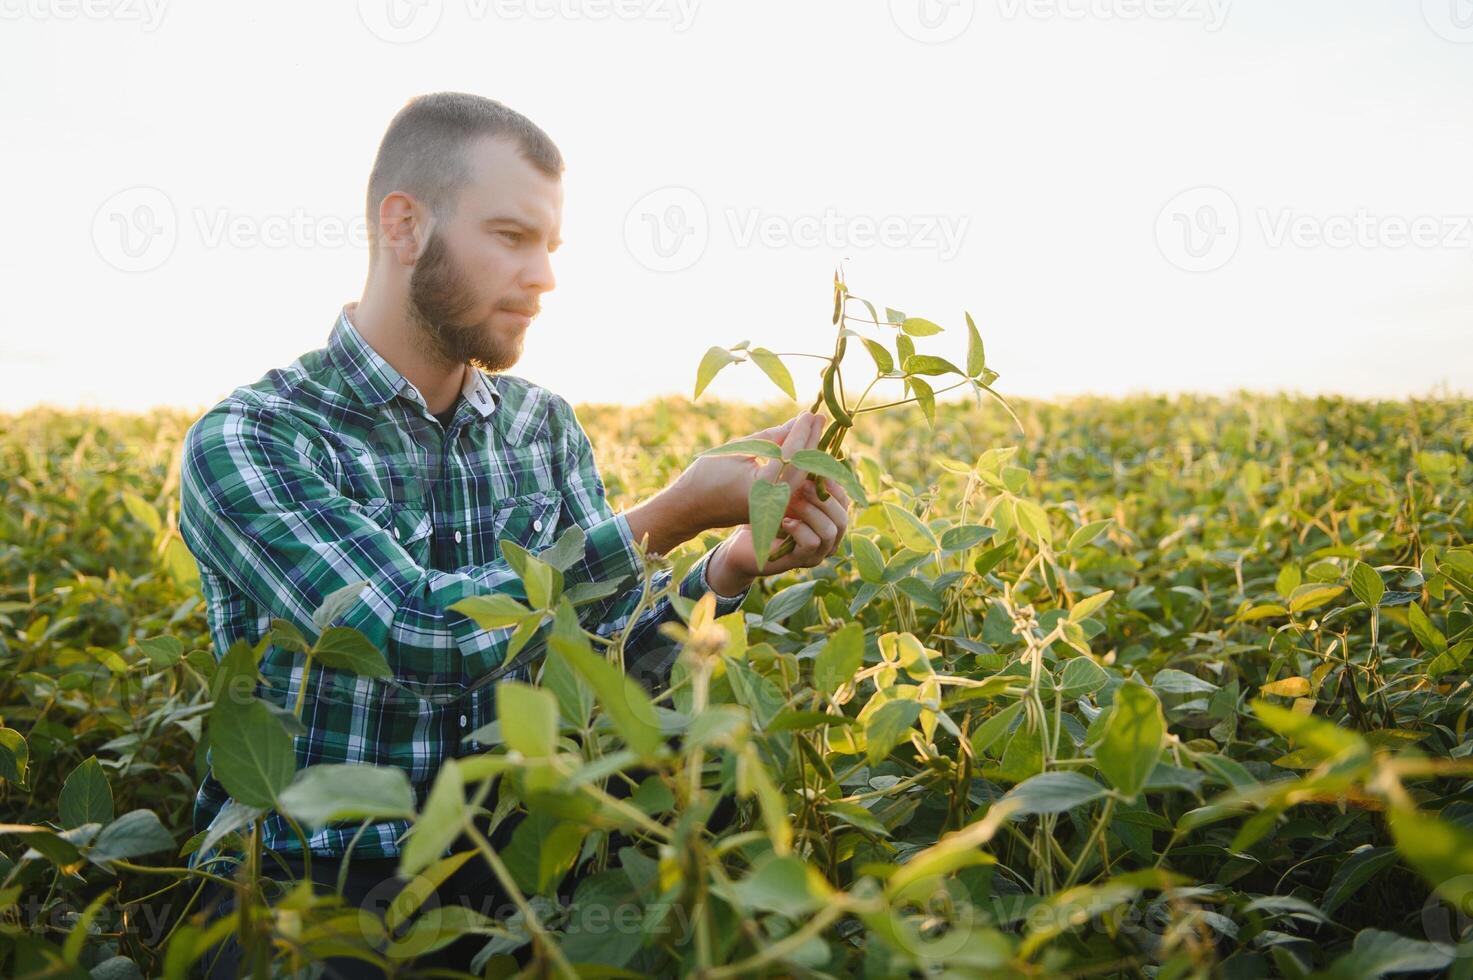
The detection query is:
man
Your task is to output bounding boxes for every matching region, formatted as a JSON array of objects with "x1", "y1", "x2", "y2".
[{"x1": 179, "y1": 92, "x2": 850, "y2": 976}]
